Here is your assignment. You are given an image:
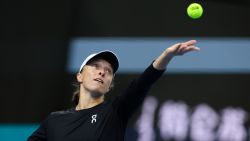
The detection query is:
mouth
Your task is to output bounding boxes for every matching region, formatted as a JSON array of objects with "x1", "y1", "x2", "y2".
[{"x1": 94, "y1": 78, "x2": 104, "y2": 84}]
